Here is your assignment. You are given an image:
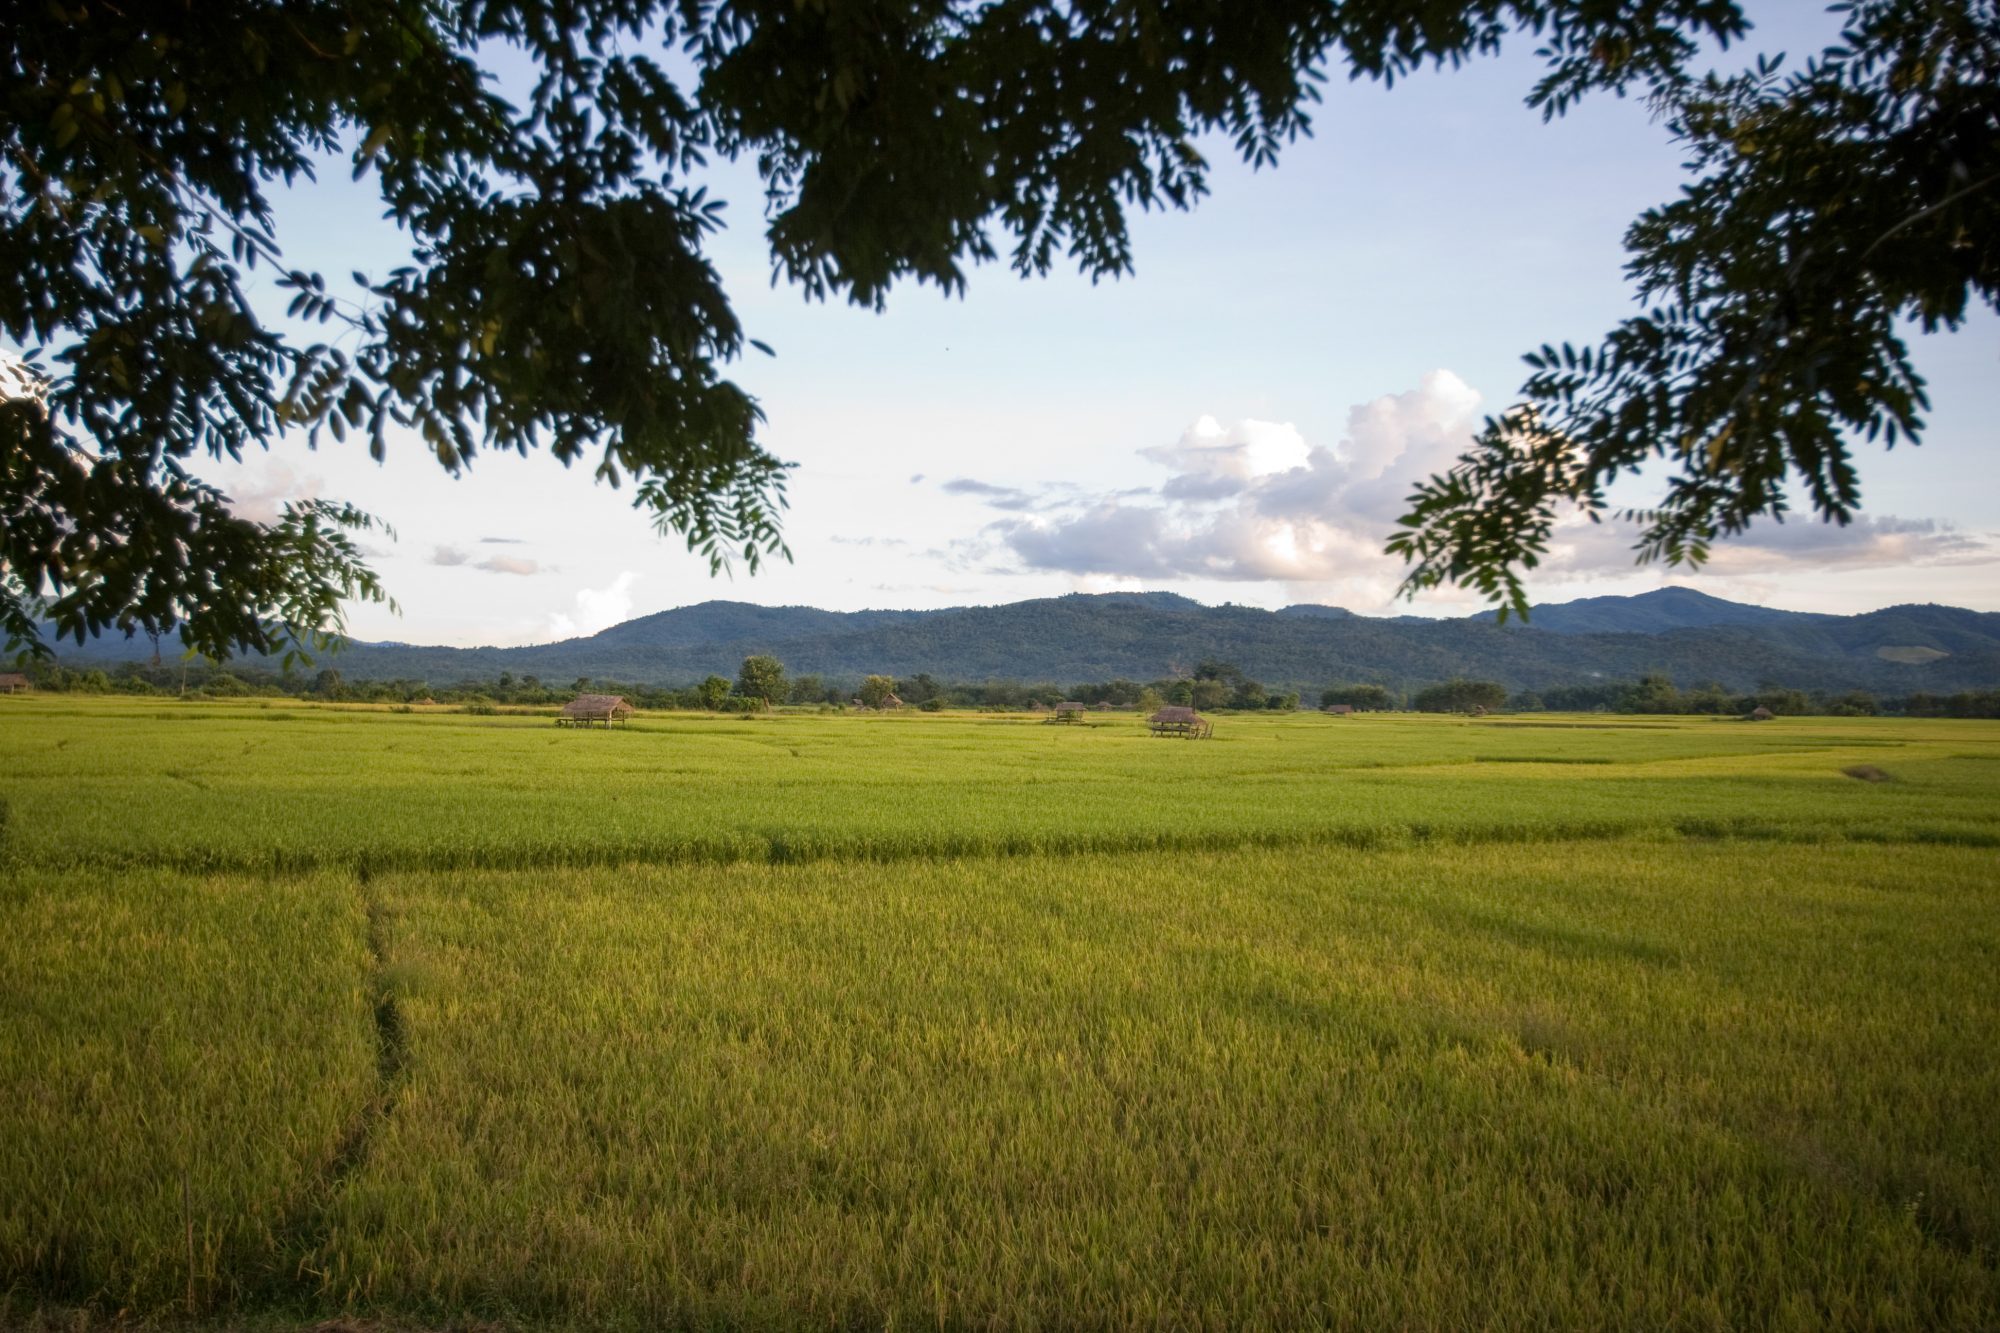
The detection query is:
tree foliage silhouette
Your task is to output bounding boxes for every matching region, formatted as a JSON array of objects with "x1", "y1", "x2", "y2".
[{"x1": 6, "y1": 1, "x2": 1989, "y2": 658}]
